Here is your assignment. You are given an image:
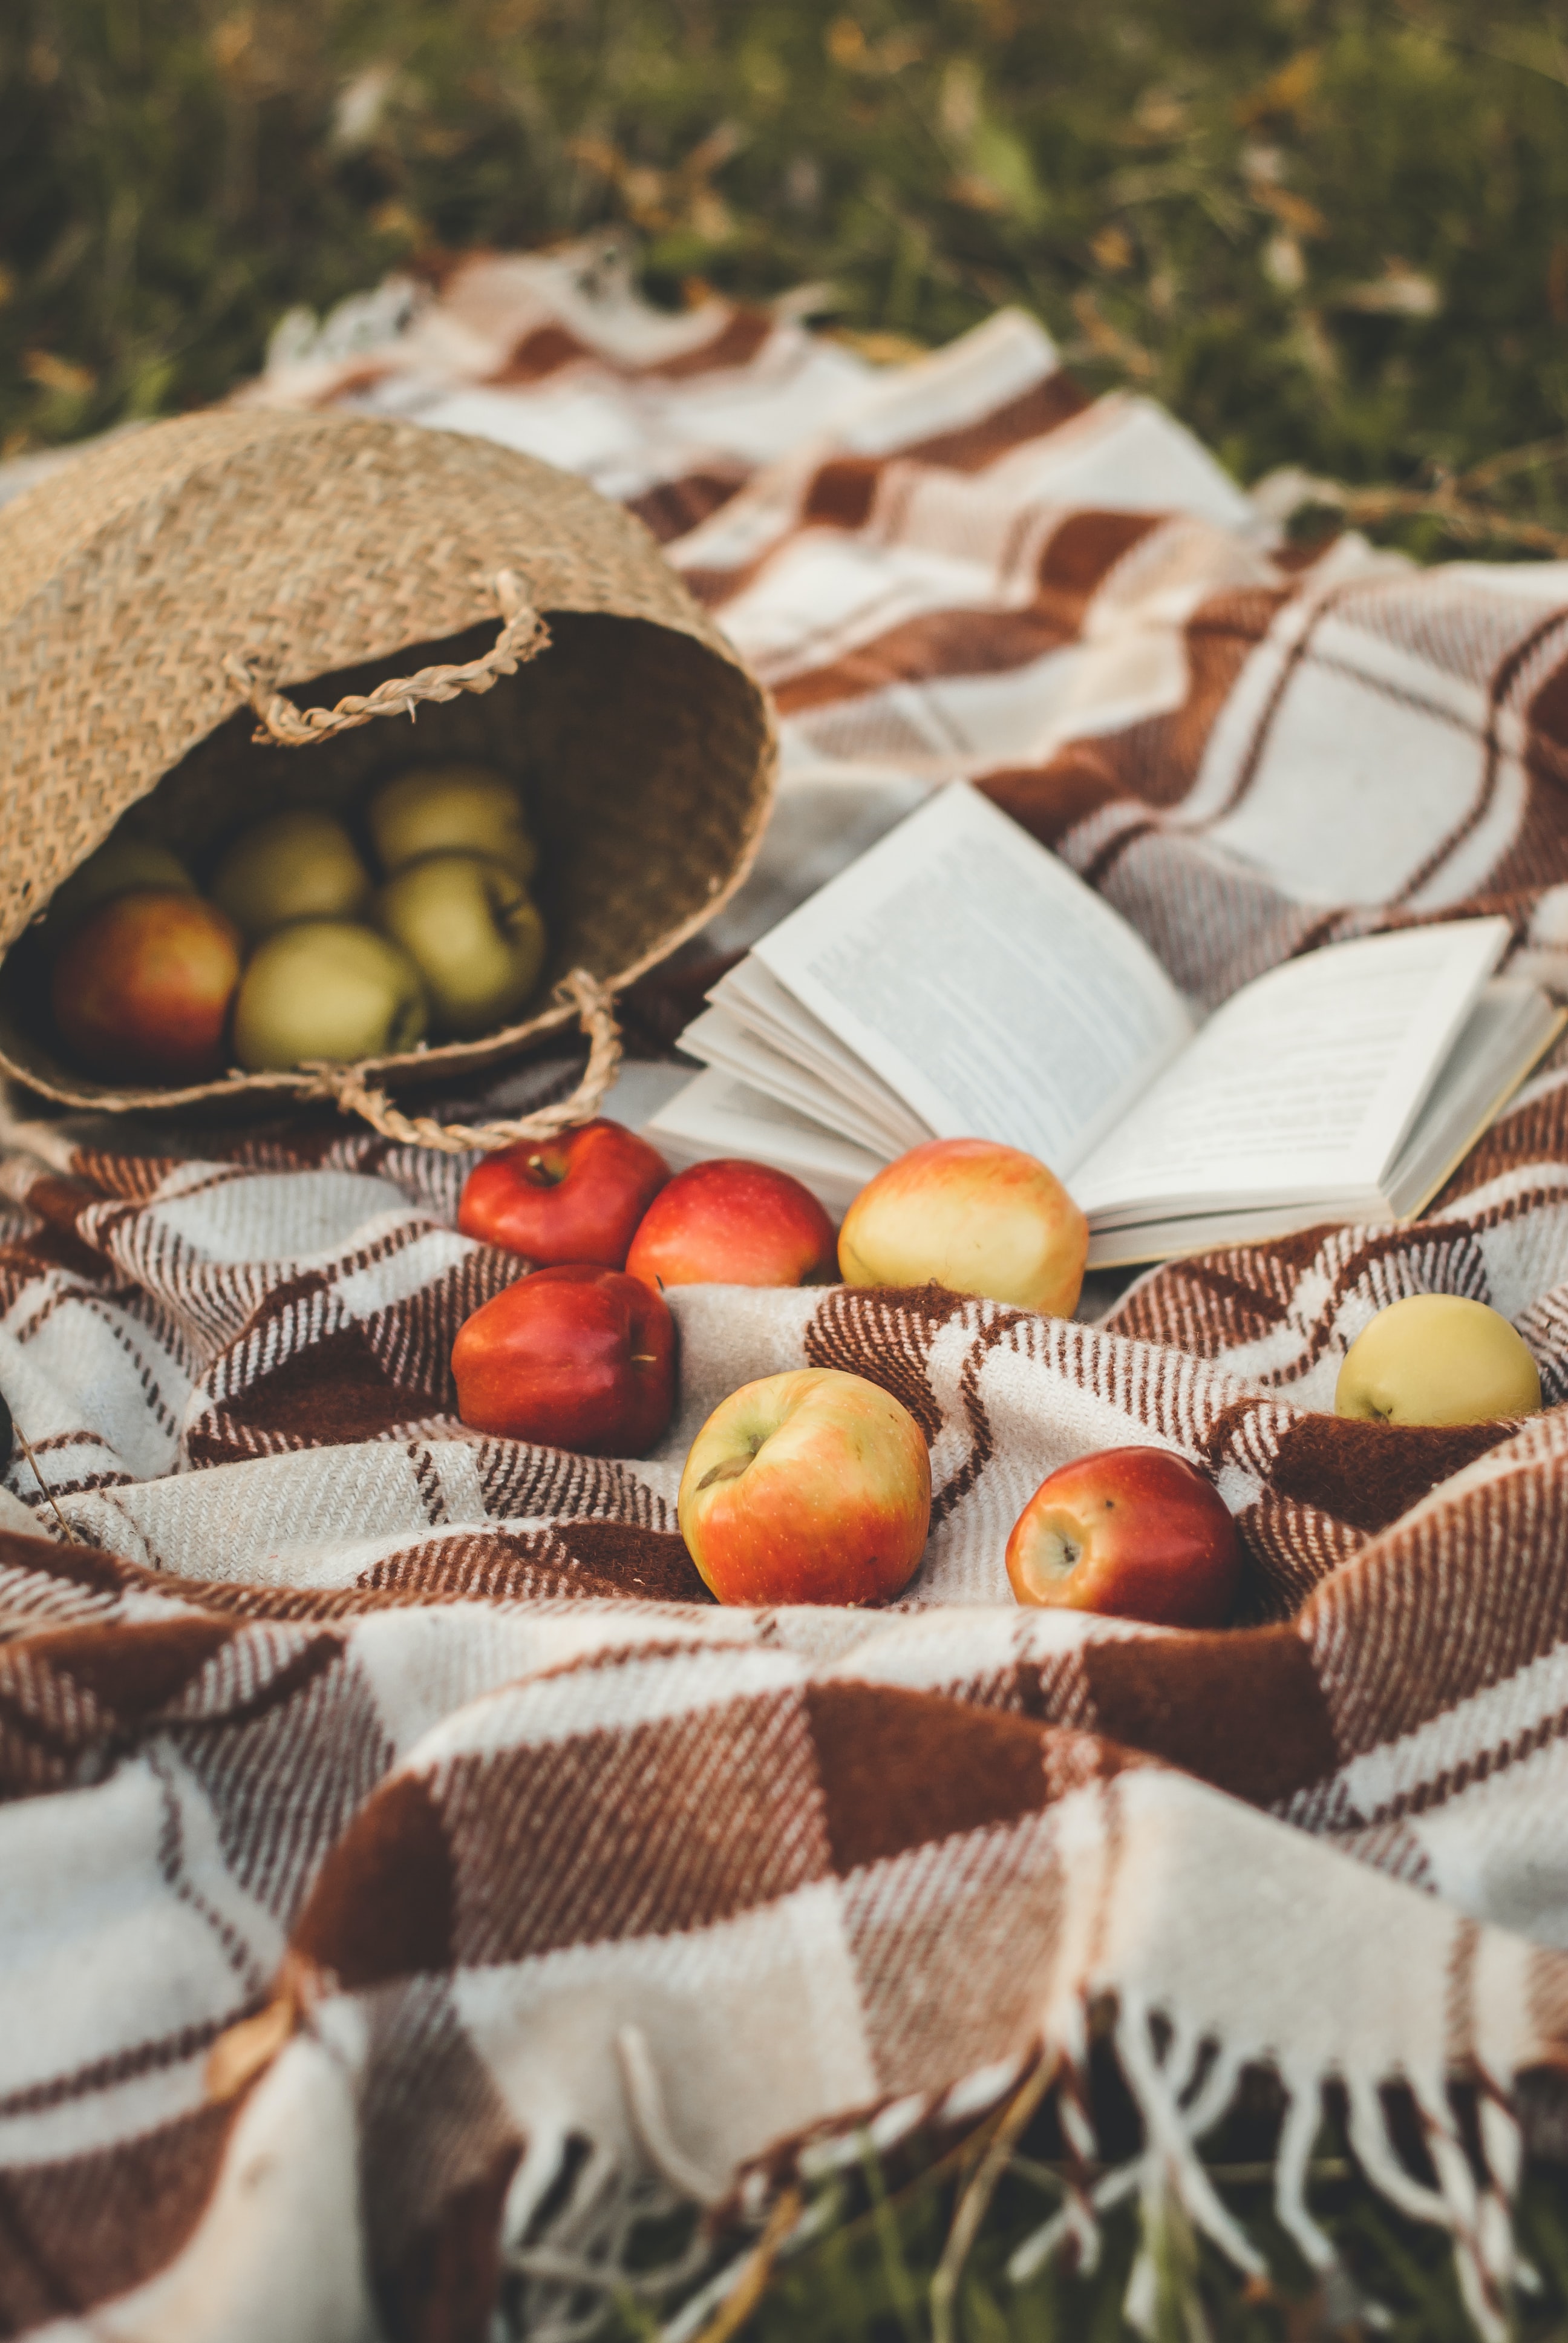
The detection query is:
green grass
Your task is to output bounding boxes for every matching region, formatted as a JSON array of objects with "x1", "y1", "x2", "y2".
[
  {"x1": 506, "y1": 2060, "x2": 1568, "y2": 2342},
  {"x1": 11, "y1": 4, "x2": 1568, "y2": 2332},
  {"x1": 11, "y1": 0, "x2": 1568, "y2": 554}
]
